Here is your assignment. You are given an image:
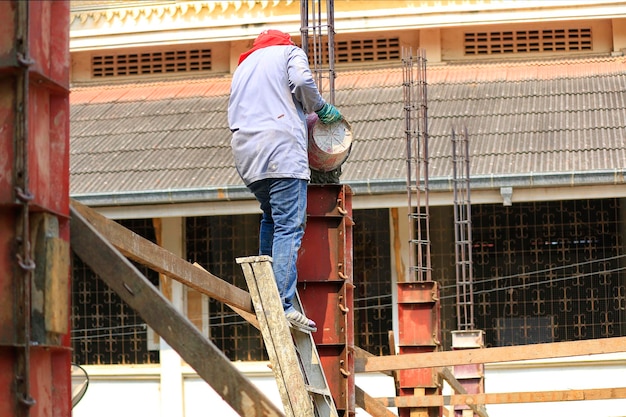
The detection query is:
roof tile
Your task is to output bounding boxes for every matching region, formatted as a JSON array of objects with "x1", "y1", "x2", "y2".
[{"x1": 70, "y1": 57, "x2": 626, "y2": 197}]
